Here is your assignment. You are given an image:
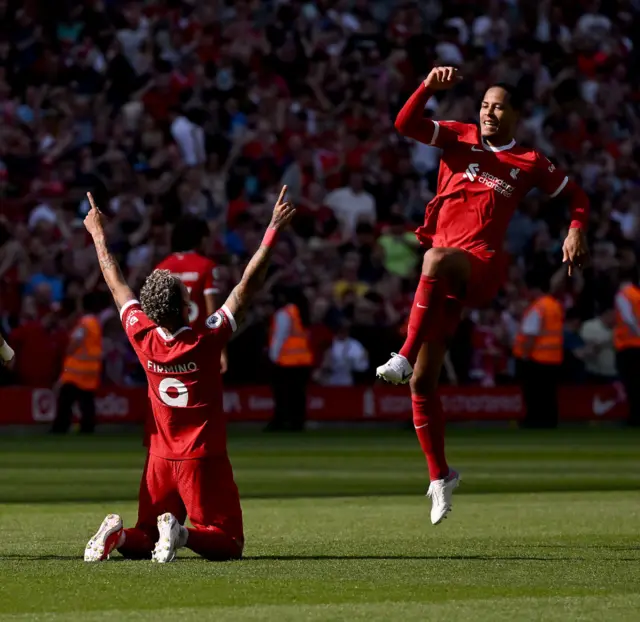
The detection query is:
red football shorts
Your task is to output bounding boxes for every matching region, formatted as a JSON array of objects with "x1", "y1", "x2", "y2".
[
  {"x1": 135, "y1": 453, "x2": 244, "y2": 547},
  {"x1": 442, "y1": 250, "x2": 509, "y2": 338}
]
